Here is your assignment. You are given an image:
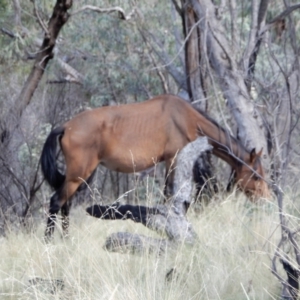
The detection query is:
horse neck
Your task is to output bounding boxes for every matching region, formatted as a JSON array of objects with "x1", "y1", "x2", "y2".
[
  {"x1": 196, "y1": 114, "x2": 249, "y2": 170},
  {"x1": 211, "y1": 142, "x2": 247, "y2": 171}
]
